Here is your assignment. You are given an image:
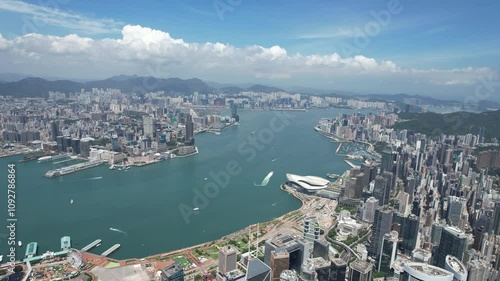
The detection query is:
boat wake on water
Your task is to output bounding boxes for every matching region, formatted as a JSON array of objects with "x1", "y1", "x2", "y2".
[
  {"x1": 272, "y1": 158, "x2": 279, "y2": 162},
  {"x1": 254, "y1": 171, "x2": 274, "y2": 187},
  {"x1": 109, "y1": 227, "x2": 128, "y2": 237}
]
